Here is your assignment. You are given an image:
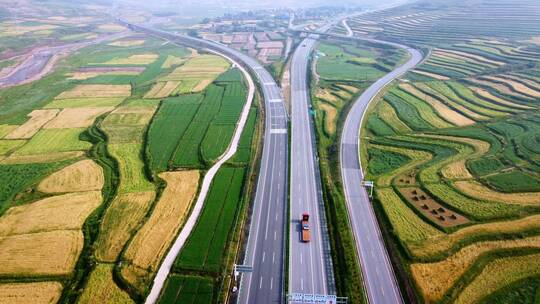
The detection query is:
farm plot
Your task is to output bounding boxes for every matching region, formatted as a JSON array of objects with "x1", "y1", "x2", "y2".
[
  {"x1": 55, "y1": 84, "x2": 131, "y2": 99},
  {"x1": 0, "y1": 230, "x2": 83, "y2": 276},
  {"x1": 14, "y1": 128, "x2": 91, "y2": 155},
  {"x1": 0, "y1": 191, "x2": 101, "y2": 235},
  {"x1": 78, "y1": 264, "x2": 133, "y2": 304},
  {"x1": 160, "y1": 54, "x2": 229, "y2": 93},
  {"x1": 0, "y1": 282, "x2": 63, "y2": 304},
  {"x1": 4, "y1": 109, "x2": 59, "y2": 139},
  {"x1": 158, "y1": 275, "x2": 214, "y2": 304},
  {"x1": 174, "y1": 167, "x2": 245, "y2": 273},
  {"x1": 102, "y1": 106, "x2": 157, "y2": 144},
  {"x1": 37, "y1": 159, "x2": 103, "y2": 193},
  {"x1": 102, "y1": 53, "x2": 158, "y2": 65},
  {"x1": 316, "y1": 43, "x2": 386, "y2": 81},
  {"x1": 95, "y1": 191, "x2": 156, "y2": 262},
  {"x1": 108, "y1": 143, "x2": 154, "y2": 193},
  {"x1": 44, "y1": 97, "x2": 125, "y2": 109},
  {"x1": 411, "y1": 235, "x2": 540, "y2": 303},
  {"x1": 43, "y1": 107, "x2": 113, "y2": 129},
  {"x1": 120, "y1": 170, "x2": 199, "y2": 293},
  {"x1": 144, "y1": 81, "x2": 181, "y2": 99}
]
